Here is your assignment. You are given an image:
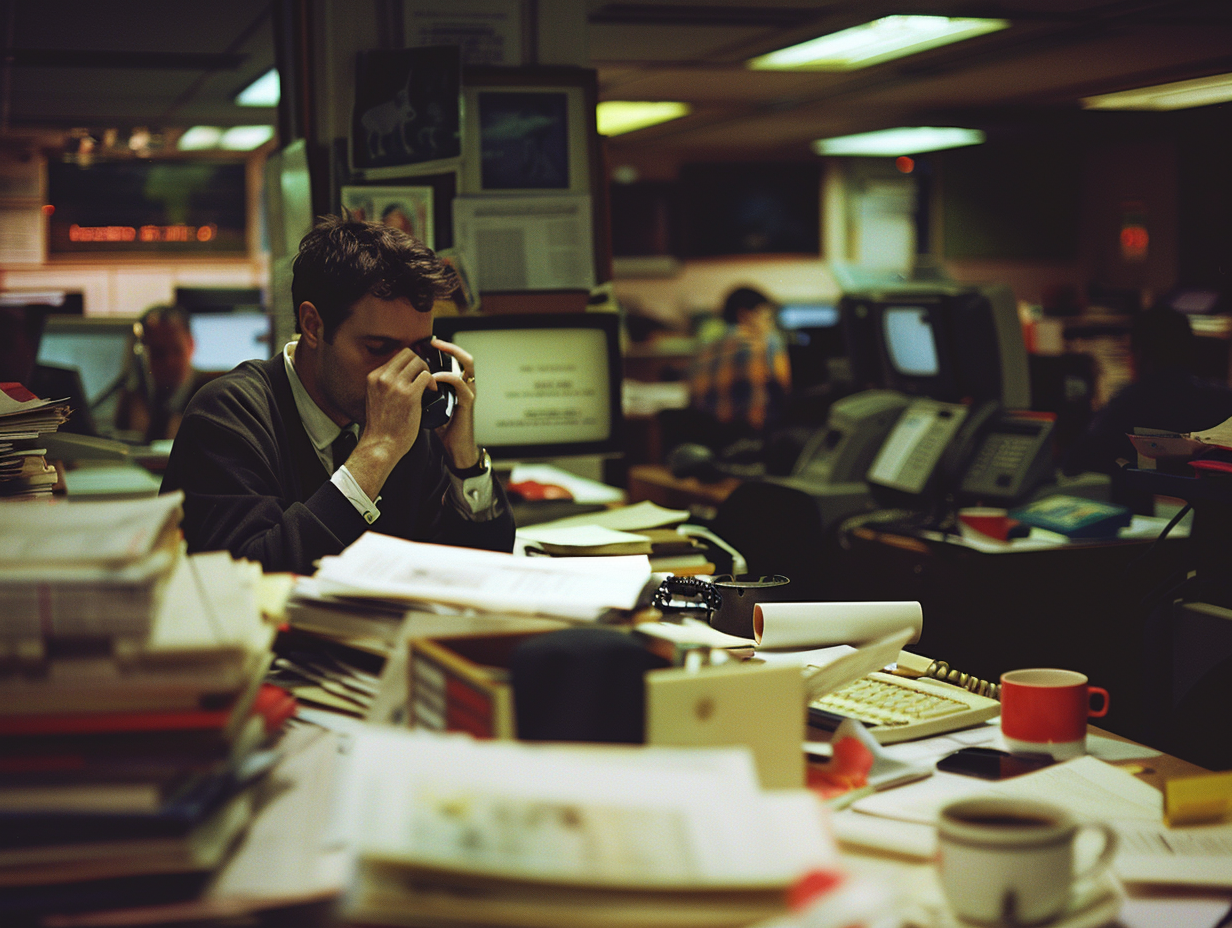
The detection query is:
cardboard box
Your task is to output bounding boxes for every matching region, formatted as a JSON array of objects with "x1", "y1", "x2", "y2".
[{"x1": 408, "y1": 632, "x2": 544, "y2": 739}]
